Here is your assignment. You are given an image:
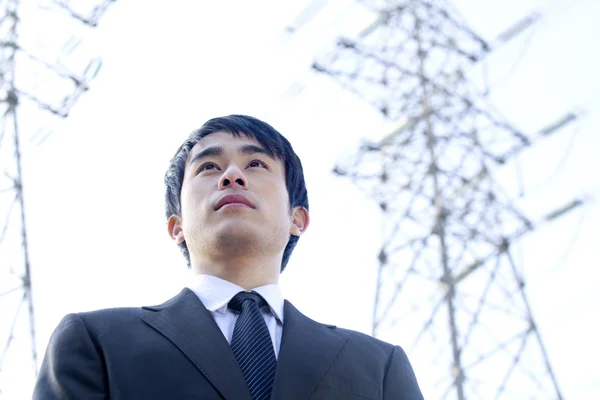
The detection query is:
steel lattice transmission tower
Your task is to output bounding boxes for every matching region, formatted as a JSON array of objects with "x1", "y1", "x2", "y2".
[
  {"x1": 0, "y1": 0, "x2": 115, "y2": 395},
  {"x1": 313, "y1": 1, "x2": 582, "y2": 399}
]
